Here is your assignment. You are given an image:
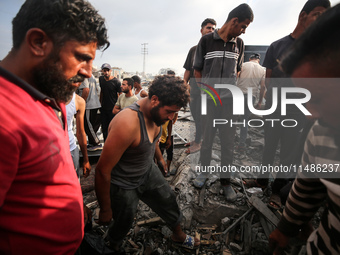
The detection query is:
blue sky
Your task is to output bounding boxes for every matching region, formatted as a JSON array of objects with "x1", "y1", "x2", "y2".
[{"x1": 1, "y1": 0, "x2": 339, "y2": 75}]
